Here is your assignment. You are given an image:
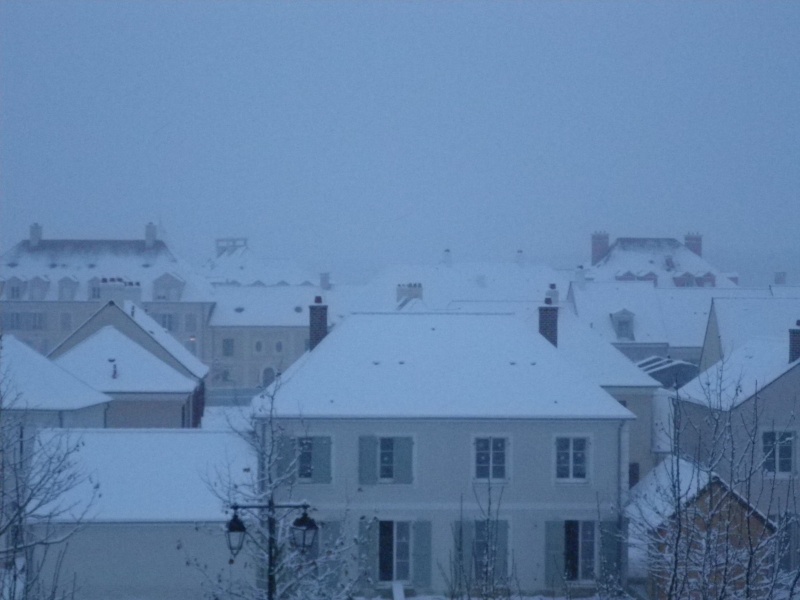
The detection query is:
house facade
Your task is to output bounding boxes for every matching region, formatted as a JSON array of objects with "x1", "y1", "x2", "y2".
[{"x1": 254, "y1": 310, "x2": 634, "y2": 596}]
